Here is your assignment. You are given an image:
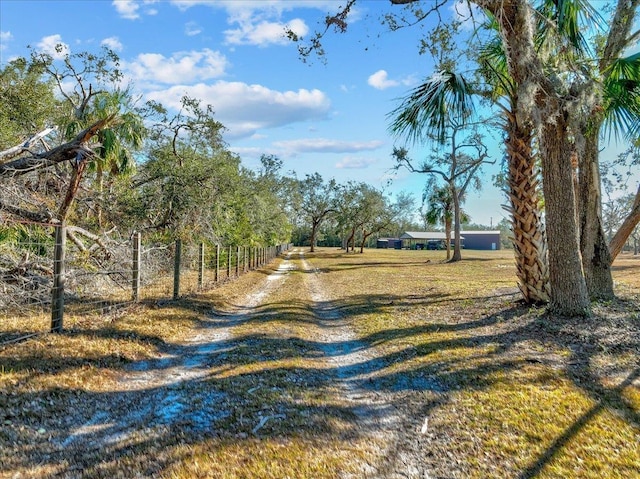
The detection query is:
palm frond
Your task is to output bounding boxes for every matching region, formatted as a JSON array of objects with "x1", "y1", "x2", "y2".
[
  {"x1": 388, "y1": 70, "x2": 474, "y2": 145},
  {"x1": 537, "y1": 0, "x2": 604, "y2": 55},
  {"x1": 602, "y1": 53, "x2": 640, "y2": 141}
]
